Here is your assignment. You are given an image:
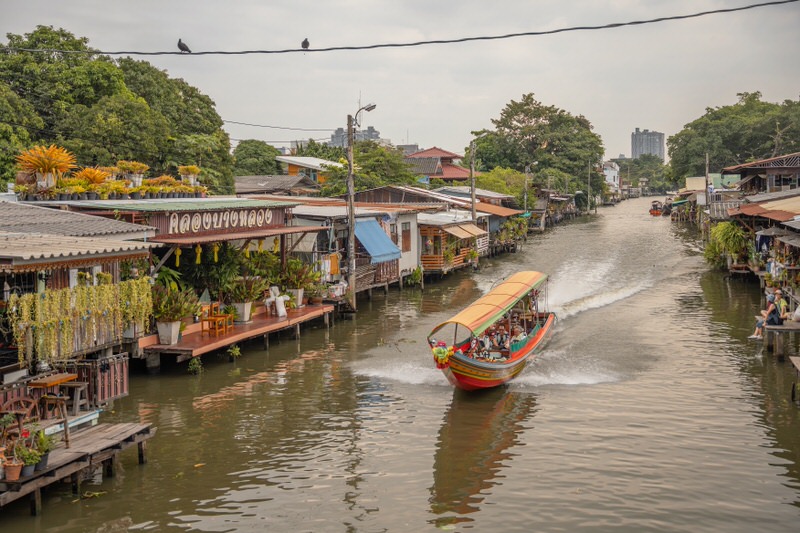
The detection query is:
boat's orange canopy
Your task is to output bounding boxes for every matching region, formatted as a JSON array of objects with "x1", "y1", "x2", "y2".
[{"x1": 429, "y1": 271, "x2": 548, "y2": 338}]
